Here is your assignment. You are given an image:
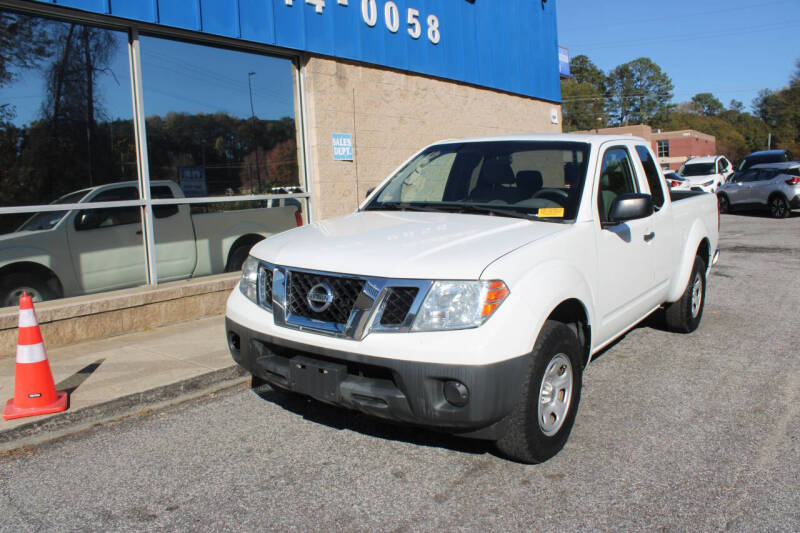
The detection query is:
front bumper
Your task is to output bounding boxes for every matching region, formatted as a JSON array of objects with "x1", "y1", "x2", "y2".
[{"x1": 226, "y1": 317, "x2": 529, "y2": 439}]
